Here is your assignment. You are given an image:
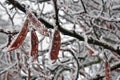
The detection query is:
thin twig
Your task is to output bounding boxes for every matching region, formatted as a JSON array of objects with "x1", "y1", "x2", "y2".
[
  {"x1": 0, "y1": 2, "x2": 14, "y2": 26},
  {"x1": 52, "y1": 0, "x2": 59, "y2": 27},
  {"x1": 0, "y1": 62, "x2": 17, "y2": 75},
  {"x1": 80, "y1": 0, "x2": 87, "y2": 13}
]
